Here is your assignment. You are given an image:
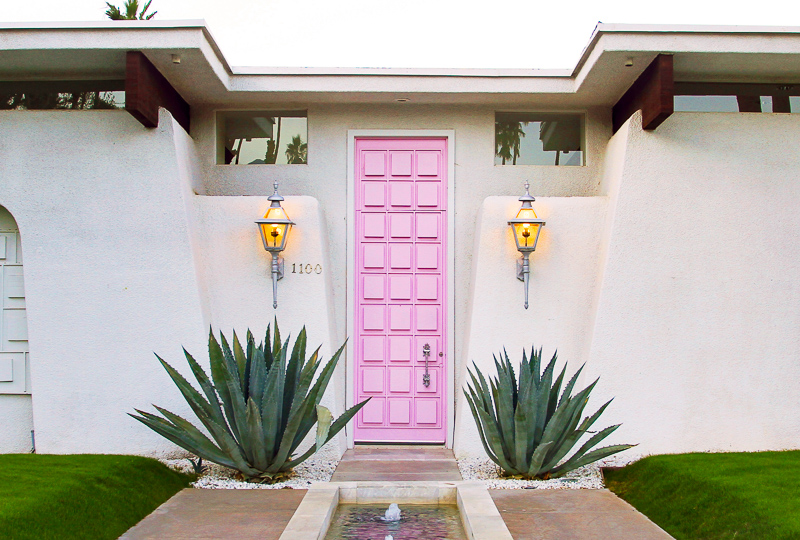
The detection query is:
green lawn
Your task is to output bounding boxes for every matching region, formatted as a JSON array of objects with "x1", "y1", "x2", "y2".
[
  {"x1": 605, "y1": 451, "x2": 800, "y2": 540},
  {"x1": 0, "y1": 454, "x2": 194, "y2": 540}
]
